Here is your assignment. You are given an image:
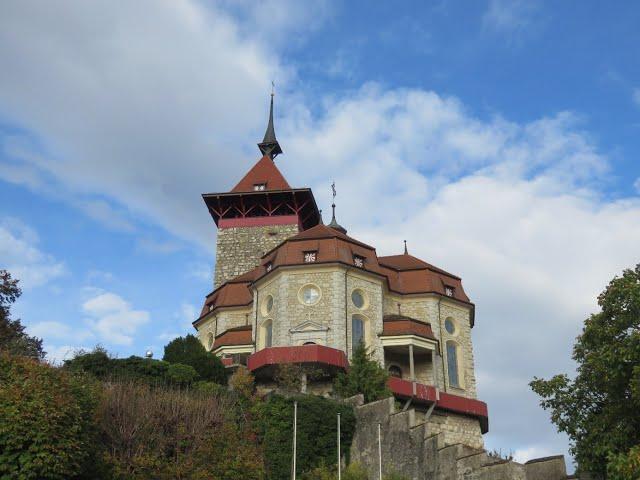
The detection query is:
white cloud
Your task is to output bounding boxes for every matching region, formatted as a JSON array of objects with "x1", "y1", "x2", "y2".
[
  {"x1": 0, "y1": 218, "x2": 65, "y2": 288},
  {"x1": 29, "y1": 321, "x2": 93, "y2": 343},
  {"x1": 512, "y1": 445, "x2": 557, "y2": 464},
  {"x1": 44, "y1": 344, "x2": 90, "y2": 365},
  {"x1": 482, "y1": 0, "x2": 540, "y2": 36},
  {"x1": 82, "y1": 291, "x2": 149, "y2": 345}
]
